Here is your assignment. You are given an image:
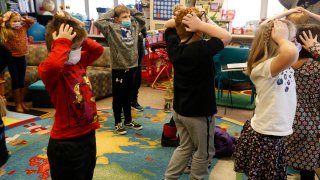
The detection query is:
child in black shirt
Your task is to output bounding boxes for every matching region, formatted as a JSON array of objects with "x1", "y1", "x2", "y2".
[{"x1": 163, "y1": 7, "x2": 231, "y2": 179}]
